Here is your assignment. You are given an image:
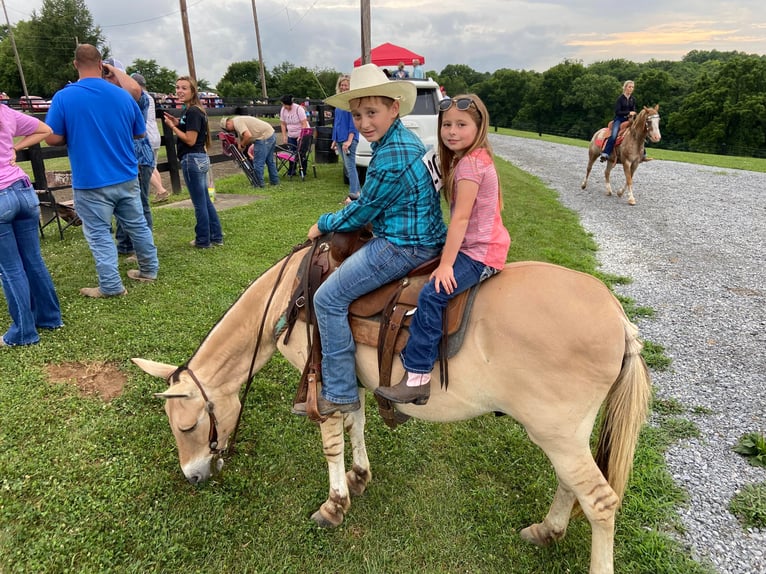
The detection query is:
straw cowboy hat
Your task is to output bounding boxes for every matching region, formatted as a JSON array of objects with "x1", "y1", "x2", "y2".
[{"x1": 324, "y1": 63, "x2": 416, "y2": 117}]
